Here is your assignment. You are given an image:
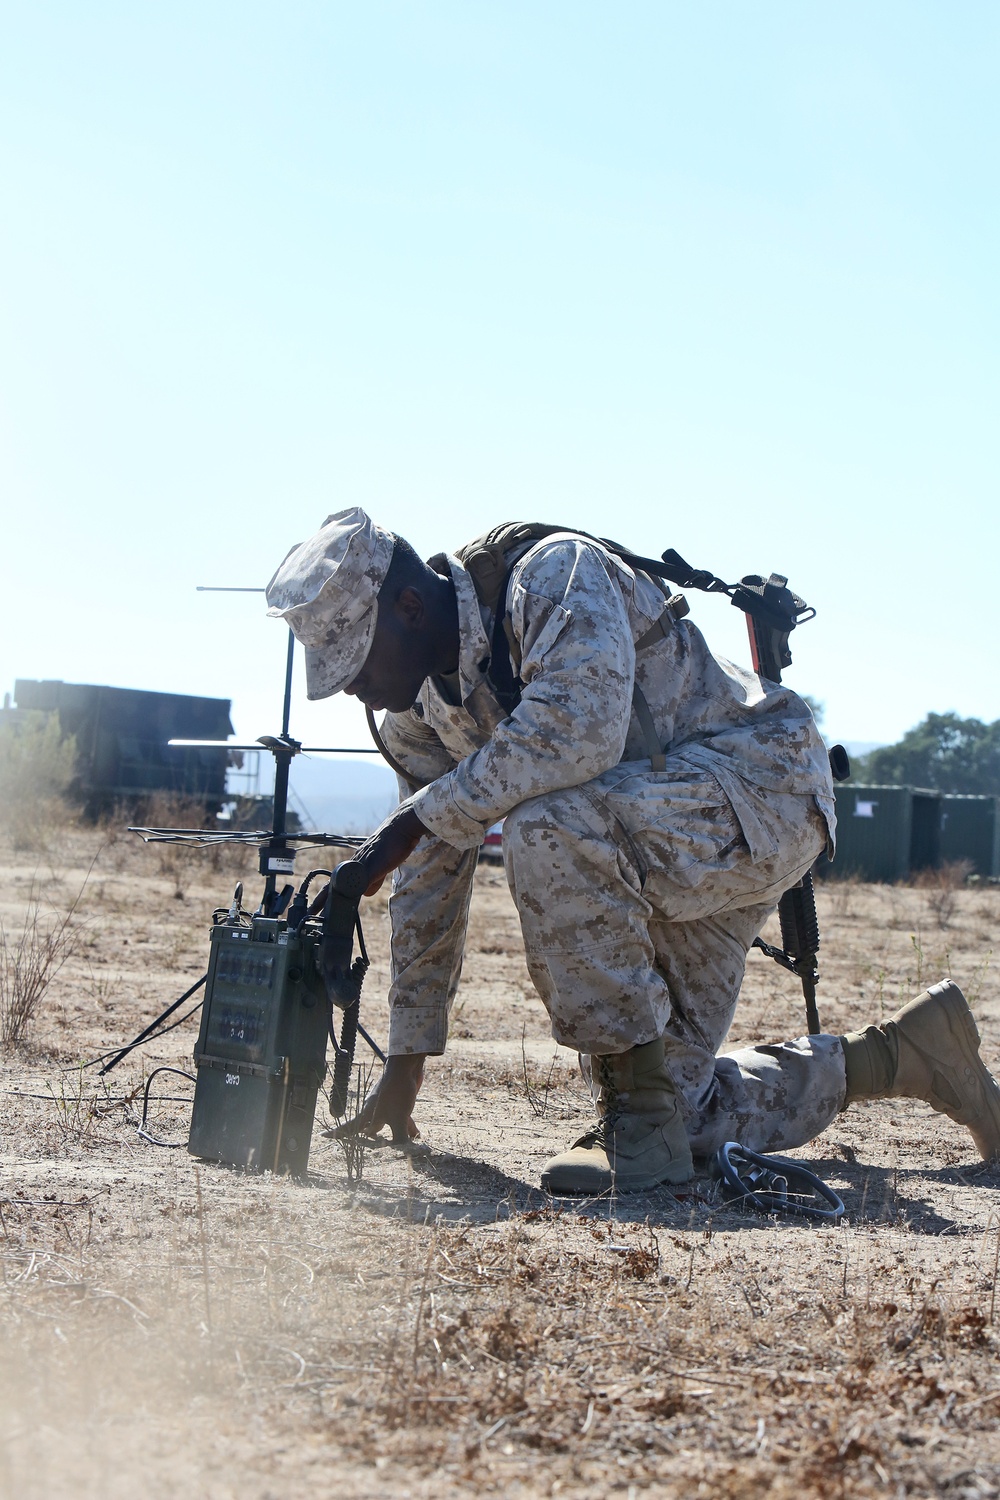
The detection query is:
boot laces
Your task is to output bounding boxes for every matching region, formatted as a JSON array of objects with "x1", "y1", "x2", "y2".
[
  {"x1": 571, "y1": 1098, "x2": 623, "y2": 1153},
  {"x1": 566, "y1": 1056, "x2": 629, "y2": 1152}
]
